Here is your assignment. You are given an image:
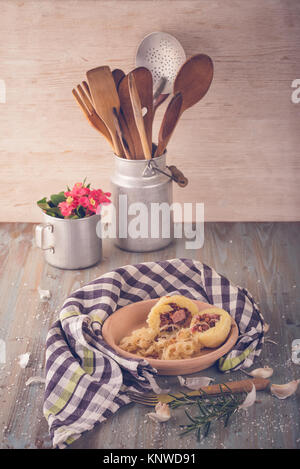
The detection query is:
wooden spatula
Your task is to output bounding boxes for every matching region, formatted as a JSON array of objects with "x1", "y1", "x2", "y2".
[
  {"x1": 118, "y1": 67, "x2": 153, "y2": 159},
  {"x1": 86, "y1": 66, "x2": 123, "y2": 156},
  {"x1": 112, "y1": 108, "x2": 131, "y2": 159},
  {"x1": 154, "y1": 92, "x2": 182, "y2": 157},
  {"x1": 134, "y1": 67, "x2": 153, "y2": 149},
  {"x1": 72, "y1": 85, "x2": 114, "y2": 151},
  {"x1": 112, "y1": 68, "x2": 125, "y2": 89},
  {"x1": 128, "y1": 72, "x2": 152, "y2": 160},
  {"x1": 173, "y1": 53, "x2": 213, "y2": 116}
]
